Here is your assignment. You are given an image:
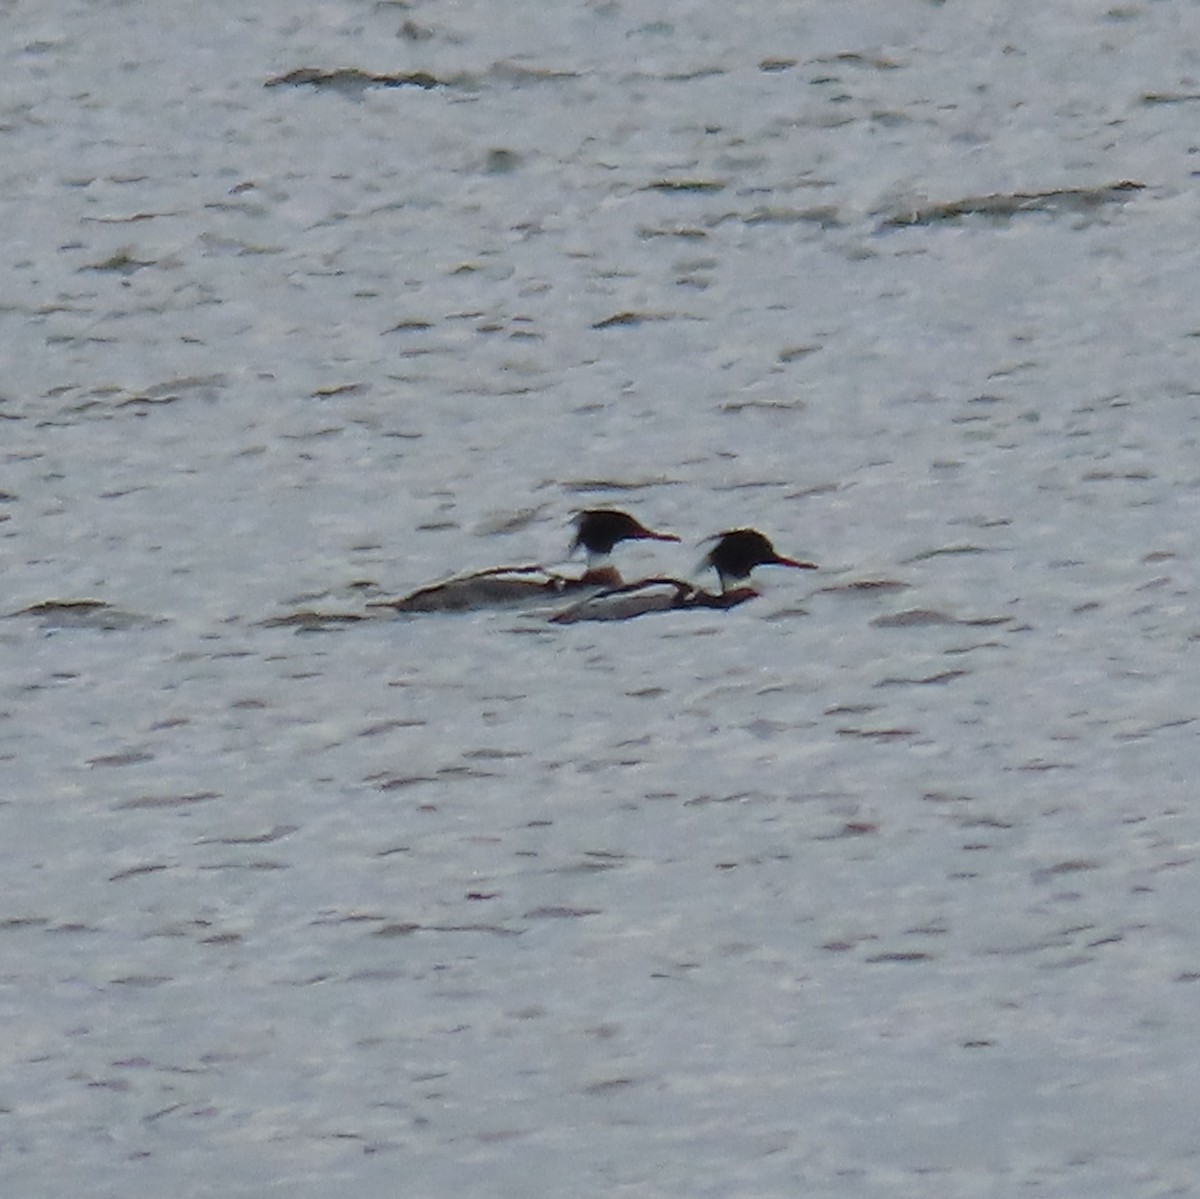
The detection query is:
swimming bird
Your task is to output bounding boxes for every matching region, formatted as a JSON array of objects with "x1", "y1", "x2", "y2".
[
  {"x1": 372, "y1": 508, "x2": 680, "y2": 613},
  {"x1": 550, "y1": 527, "x2": 816, "y2": 623}
]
